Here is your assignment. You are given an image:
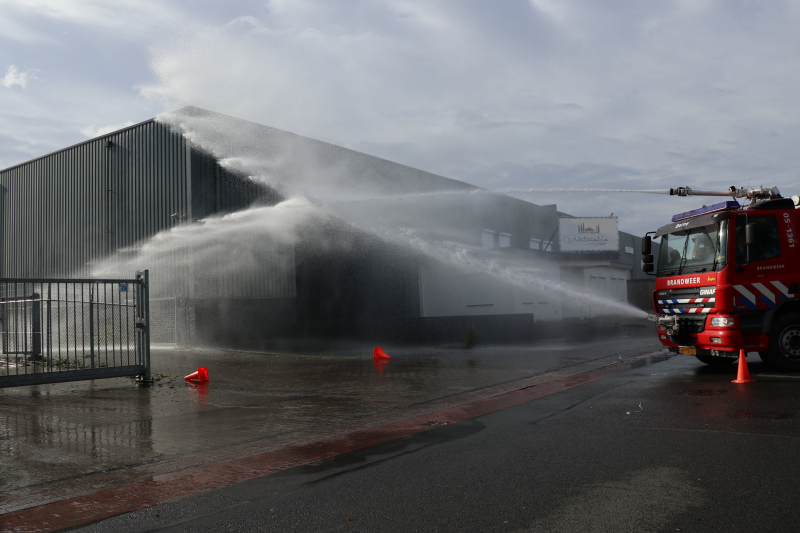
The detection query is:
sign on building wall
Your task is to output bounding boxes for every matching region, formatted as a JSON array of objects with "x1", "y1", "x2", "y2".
[{"x1": 558, "y1": 217, "x2": 619, "y2": 253}]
